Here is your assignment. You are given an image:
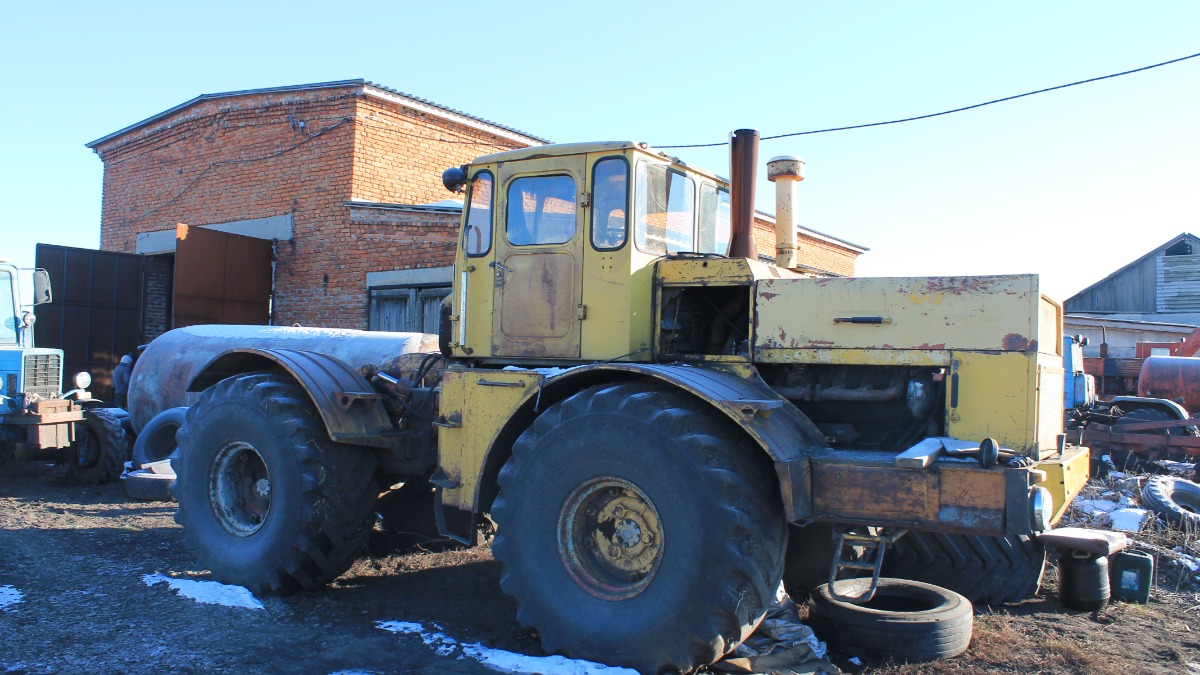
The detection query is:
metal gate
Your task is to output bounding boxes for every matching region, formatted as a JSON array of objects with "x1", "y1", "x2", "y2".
[
  {"x1": 34, "y1": 244, "x2": 143, "y2": 402},
  {"x1": 173, "y1": 224, "x2": 273, "y2": 328}
]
